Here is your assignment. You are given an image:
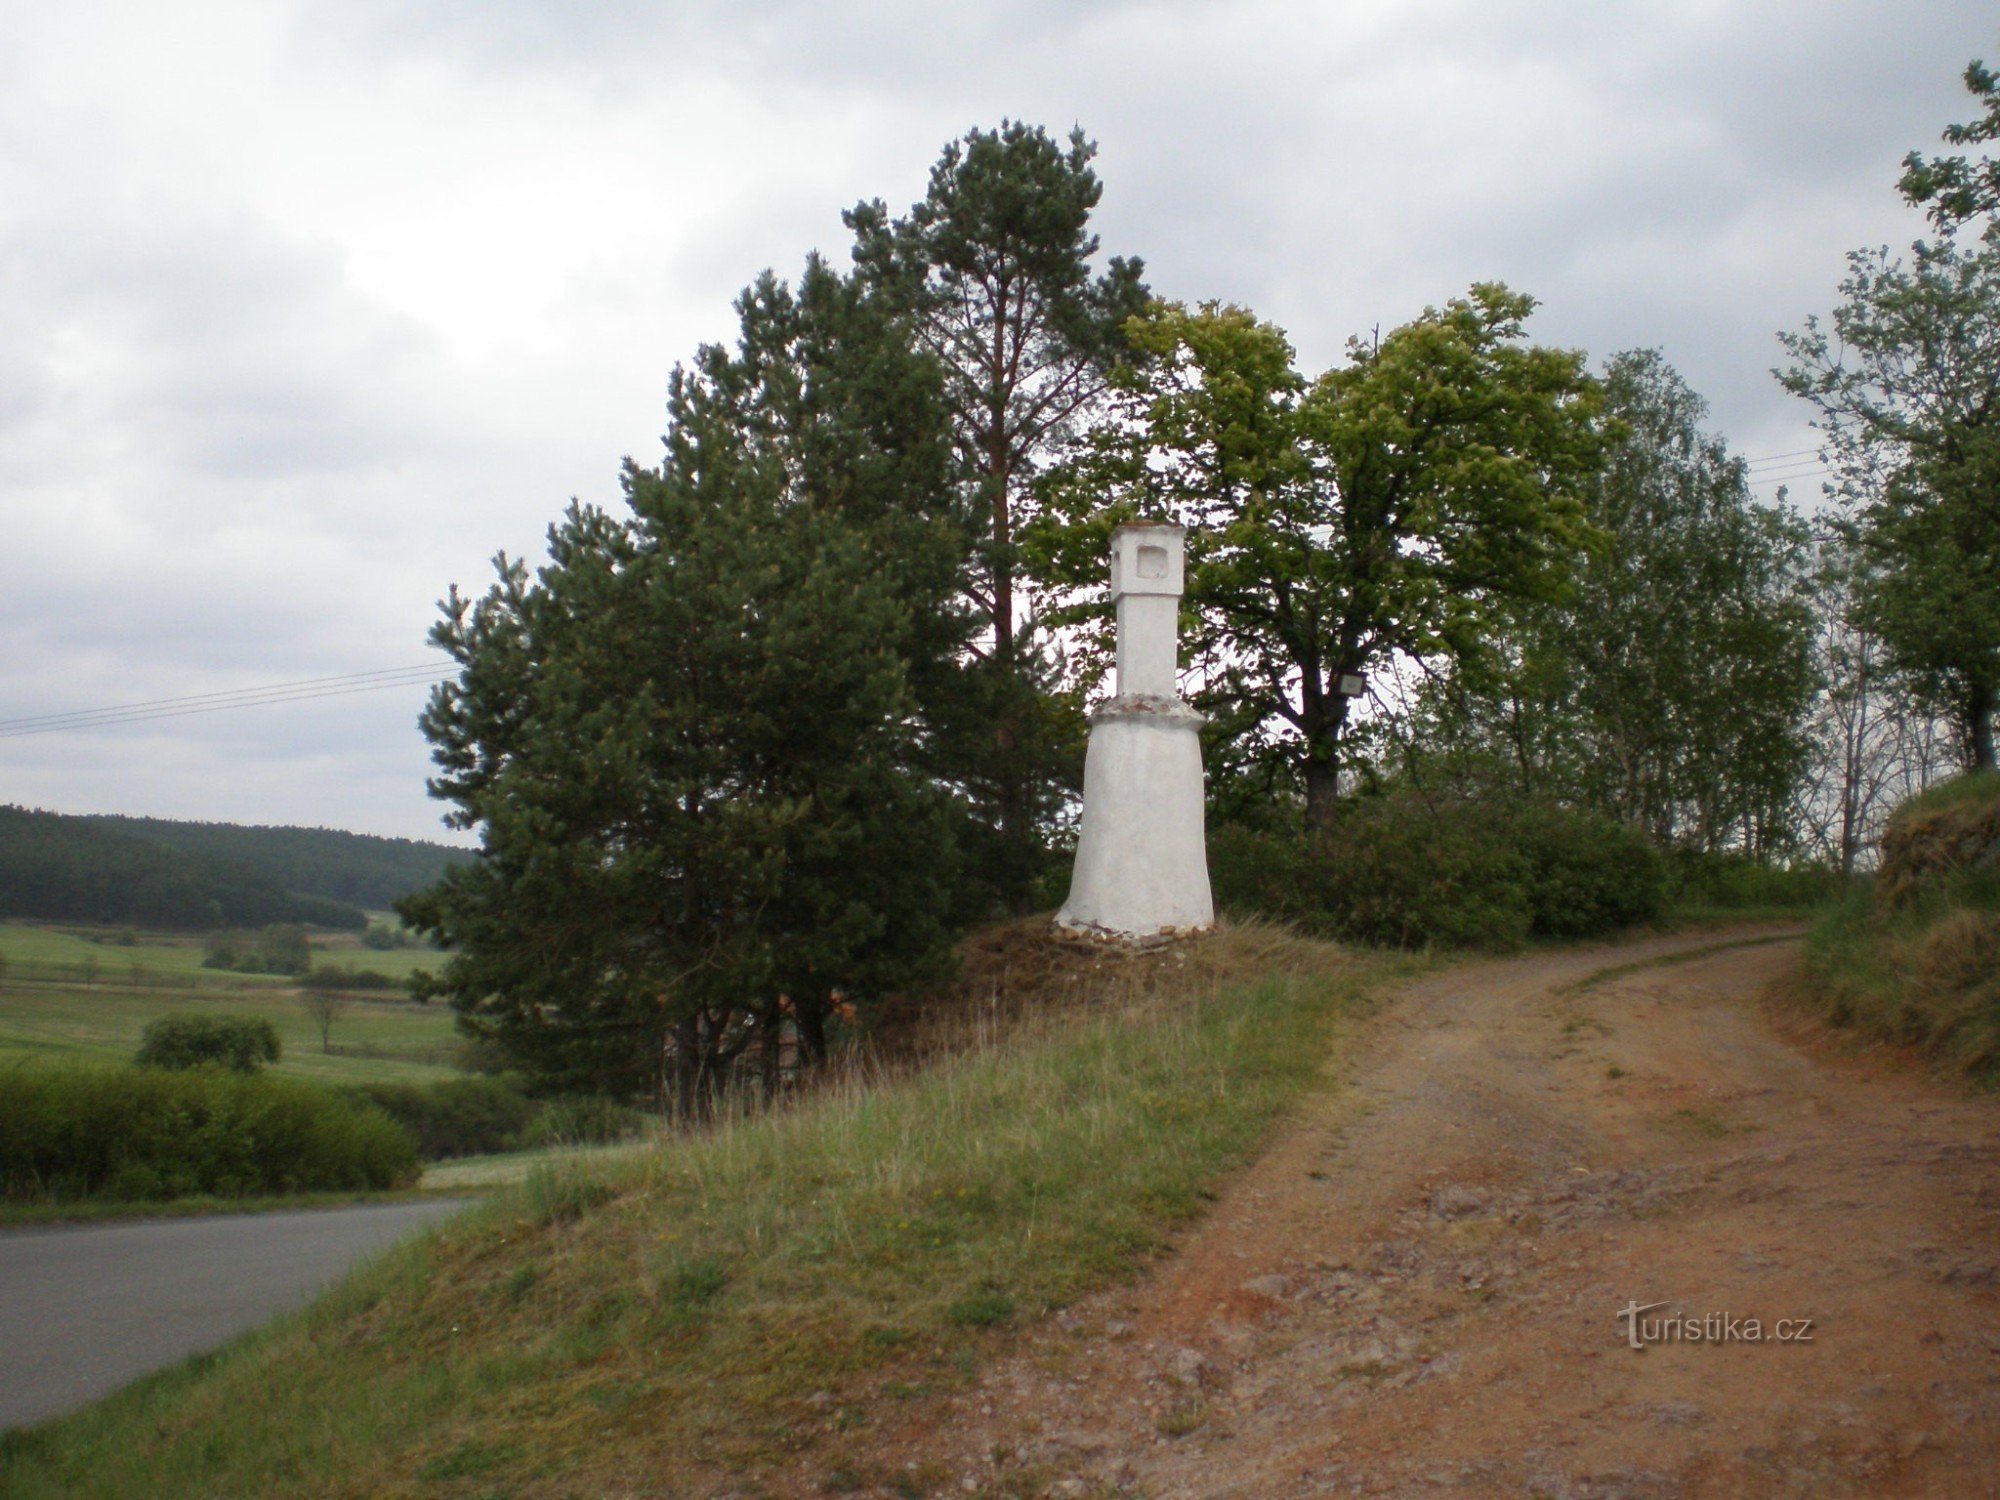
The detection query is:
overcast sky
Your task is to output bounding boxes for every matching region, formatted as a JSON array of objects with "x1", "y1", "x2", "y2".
[{"x1": 1, "y1": 0, "x2": 1993, "y2": 843}]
